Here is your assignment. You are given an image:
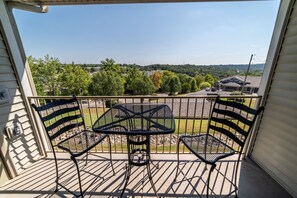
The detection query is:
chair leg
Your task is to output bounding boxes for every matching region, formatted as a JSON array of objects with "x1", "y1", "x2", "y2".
[
  {"x1": 175, "y1": 138, "x2": 181, "y2": 181},
  {"x1": 85, "y1": 132, "x2": 89, "y2": 167},
  {"x1": 84, "y1": 151, "x2": 89, "y2": 167},
  {"x1": 72, "y1": 156, "x2": 84, "y2": 197},
  {"x1": 233, "y1": 157, "x2": 241, "y2": 198},
  {"x1": 53, "y1": 151, "x2": 59, "y2": 193},
  {"x1": 206, "y1": 164, "x2": 216, "y2": 198},
  {"x1": 107, "y1": 135, "x2": 115, "y2": 175}
]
